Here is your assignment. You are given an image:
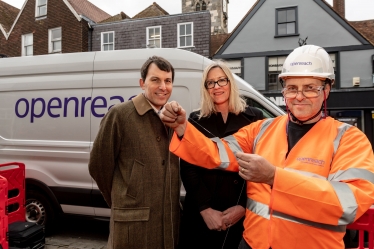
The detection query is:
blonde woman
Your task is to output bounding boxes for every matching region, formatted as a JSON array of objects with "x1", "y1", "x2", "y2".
[{"x1": 179, "y1": 61, "x2": 263, "y2": 249}]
